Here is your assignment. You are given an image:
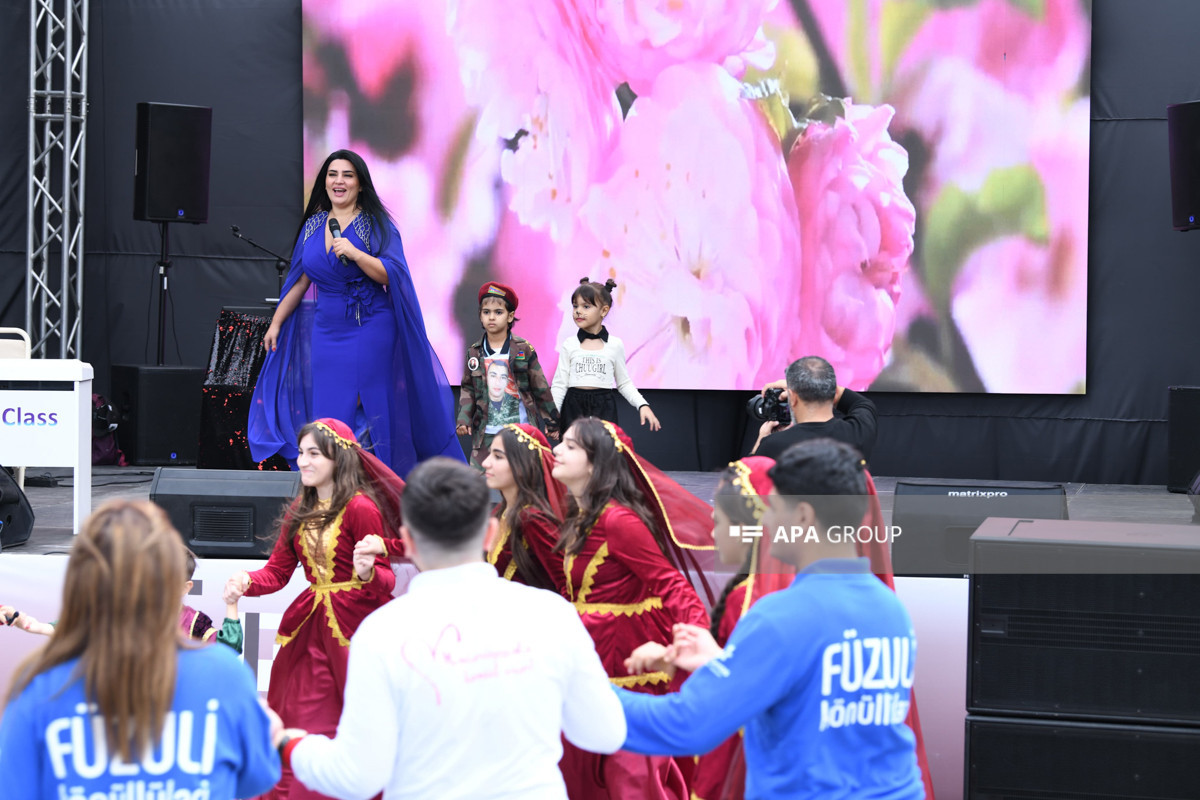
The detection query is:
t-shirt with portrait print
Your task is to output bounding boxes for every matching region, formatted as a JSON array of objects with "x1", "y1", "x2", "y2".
[{"x1": 482, "y1": 338, "x2": 528, "y2": 435}]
